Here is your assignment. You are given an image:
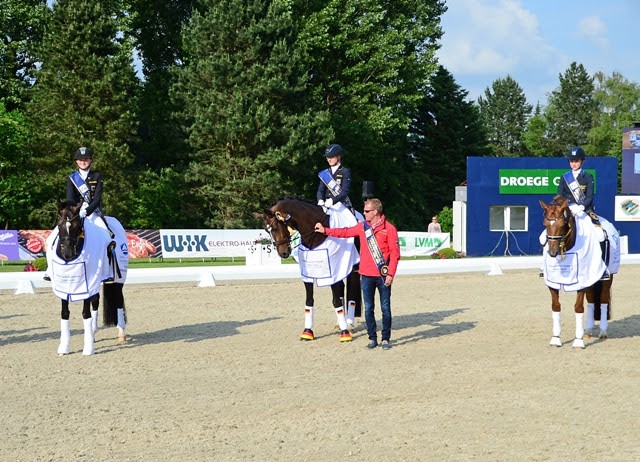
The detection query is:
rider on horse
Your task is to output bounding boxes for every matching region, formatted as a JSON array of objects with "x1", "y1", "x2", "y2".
[{"x1": 317, "y1": 144, "x2": 354, "y2": 214}]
